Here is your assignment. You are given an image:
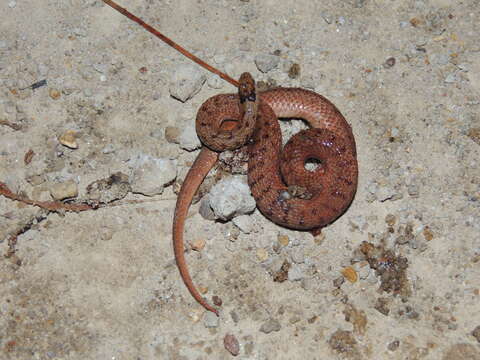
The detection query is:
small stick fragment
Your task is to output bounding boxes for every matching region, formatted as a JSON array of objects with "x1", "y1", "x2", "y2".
[
  {"x1": 0, "y1": 119, "x2": 22, "y2": 131},
  {"x1": 24, "y1": 149, "x2": 35, "y2": 165},
  {"x1": 0, "y1": 181, "x2": 94, "y2": 212},
  {"x1": 101, "y1": 0, "x2": 239, "y2": 87},
  {"x1": 19, "y1": 79, "x2": 47, "y2": 91}
]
